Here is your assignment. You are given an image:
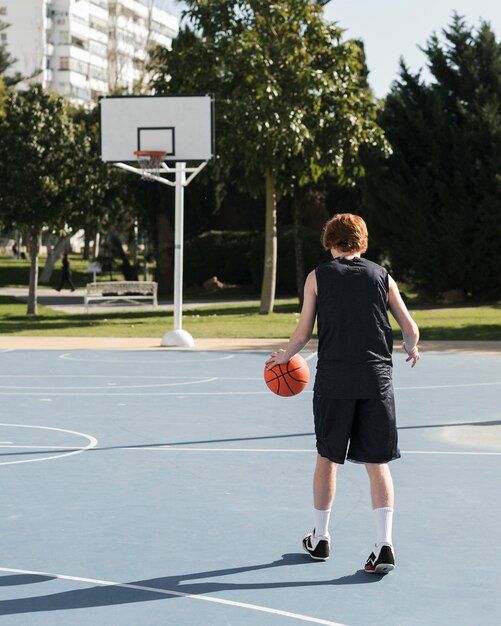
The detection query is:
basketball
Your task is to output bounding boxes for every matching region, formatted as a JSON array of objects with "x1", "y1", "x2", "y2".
[{"x1": 264, "y1": 354, "x2": 310, "y2": 397}]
